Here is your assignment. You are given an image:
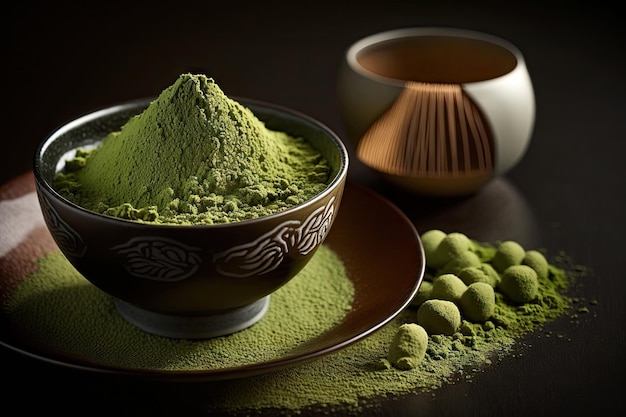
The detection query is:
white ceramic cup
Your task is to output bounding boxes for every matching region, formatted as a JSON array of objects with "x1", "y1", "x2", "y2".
[{"x1": 337, "y1": 27, "x2": 535, "y2": 196}]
